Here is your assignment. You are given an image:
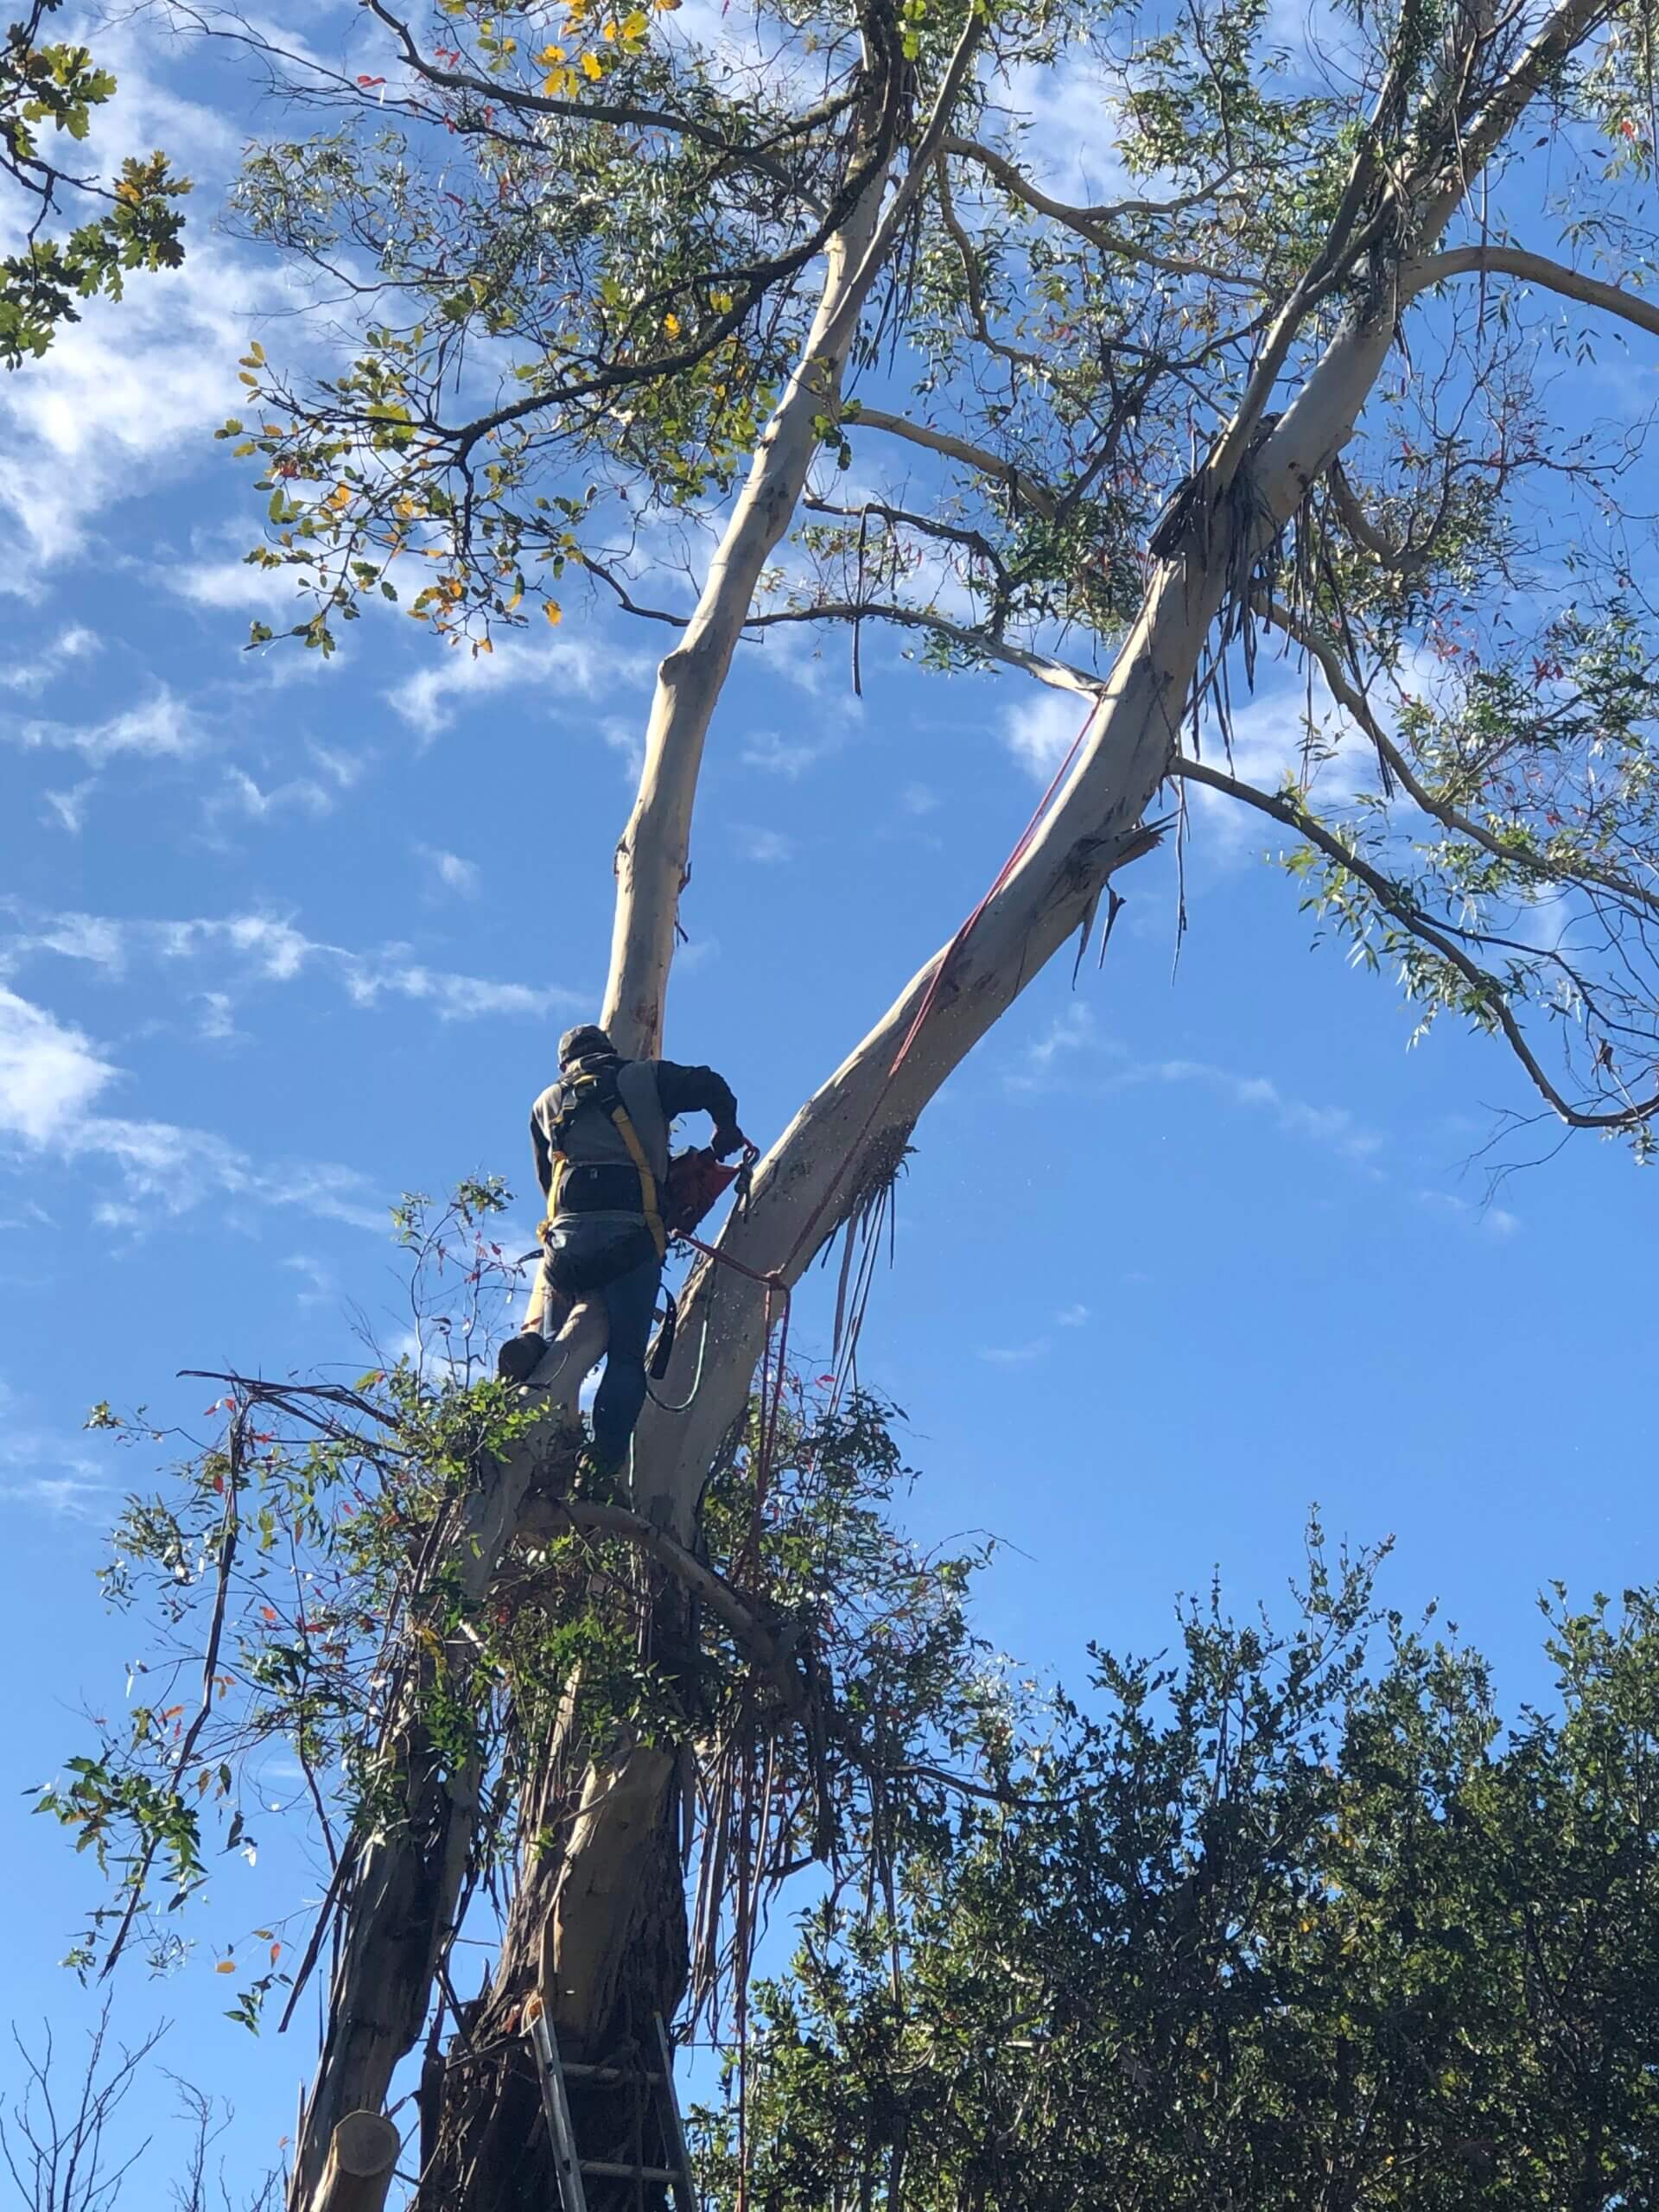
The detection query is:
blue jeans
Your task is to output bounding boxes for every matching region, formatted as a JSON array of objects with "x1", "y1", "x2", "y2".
[{"x1": 591, "y1": 1251, "x2": 664, "y2": 1467}]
